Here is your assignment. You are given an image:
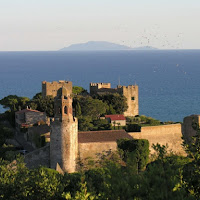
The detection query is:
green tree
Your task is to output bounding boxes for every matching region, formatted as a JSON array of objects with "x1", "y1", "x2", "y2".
[
  {"x1": 75, "y1": 102, "x2": 82, "y2": 118},
  {"x1": 182, "y1": 129, "x2": 200, "y2": 199},
  {"x1": 117, "y1": 138, "x2": 149, "y2": 171},
  {"x1": 78, "y1": 116, "x2": 94, "y2": 131},
  {"x1": 72, "y1": 86, "x2": 87, "y2": 95},
  {"x1": 92, "y1": 119, "x2": 112, "y2": 131},
  {"x1": 97, "y1": 94, "x2": 128, "y2": 114},
  {"x1": 29, "y1": 93, "x2": 54, "y2": 117},
  {"x1": 139, "y1": 144, "x2": 192, "y2": 200},
  {"x1": 79, "y1": 96, "x2": 107, "y2": 119},
  {"x1": 0, "y1": 95, "x2": 30, "y2": 112},
  {"x1": 0, "y1": 124, "x2": 14, "y2": 146}
]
